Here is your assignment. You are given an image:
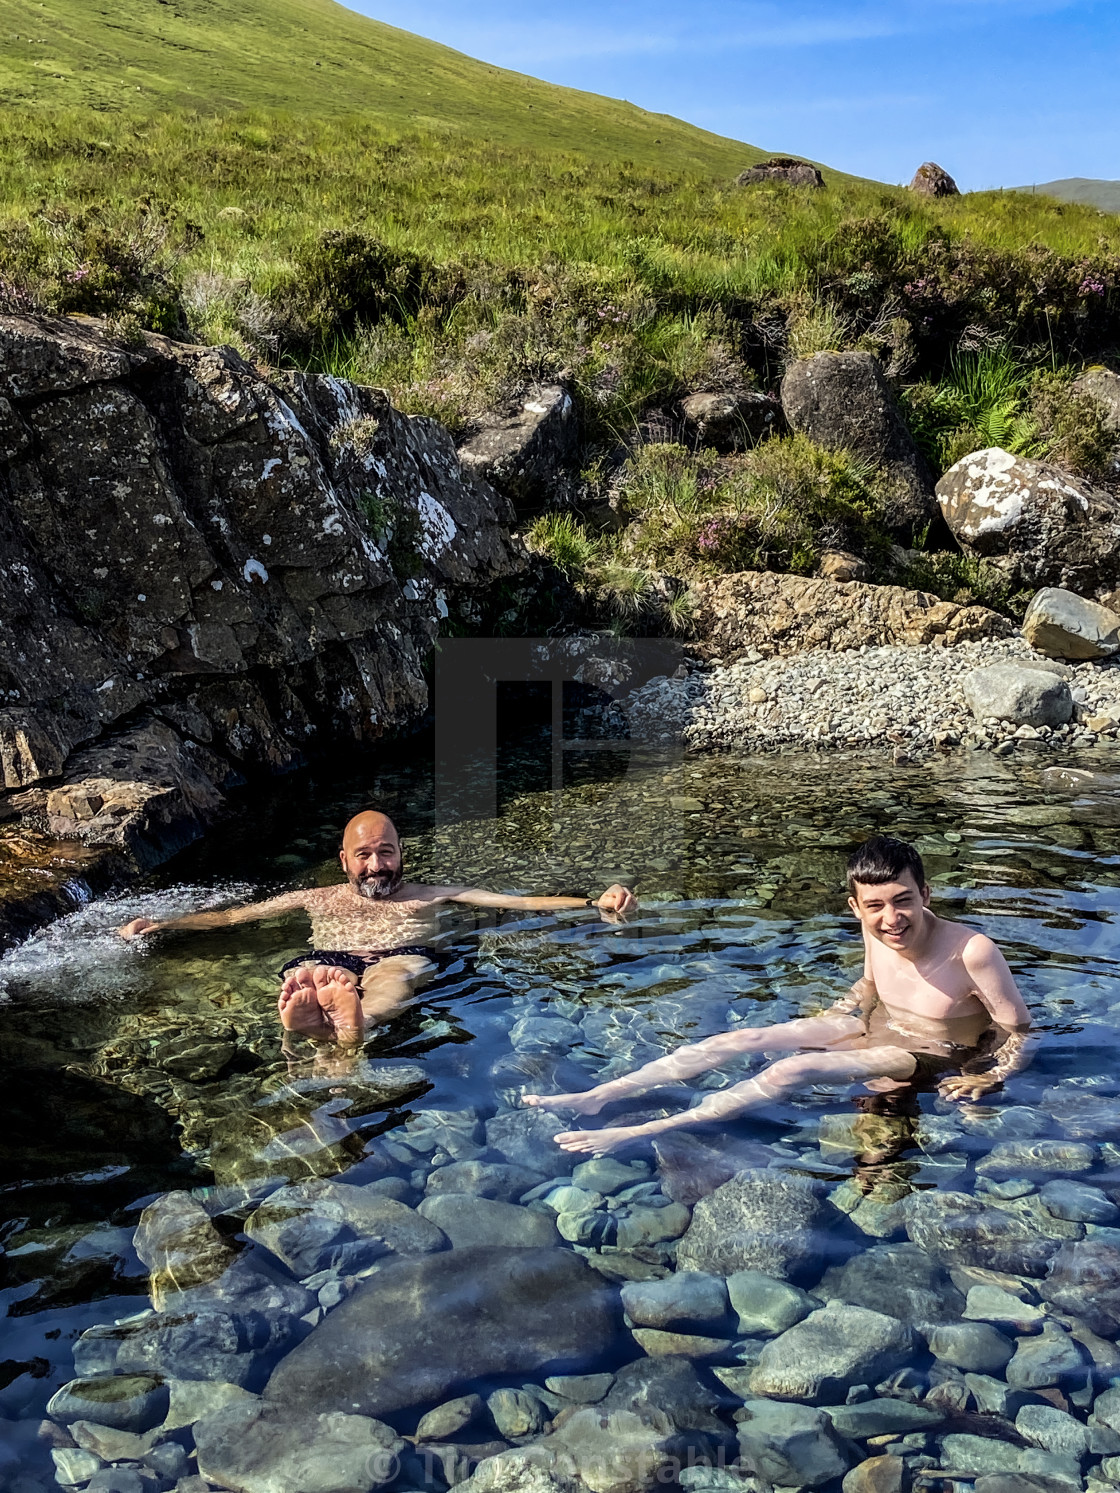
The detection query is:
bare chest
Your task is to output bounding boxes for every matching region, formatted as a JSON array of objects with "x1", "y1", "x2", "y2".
[{"x1": 867, "y1": 942, "x2": 985, "y2": 1021}]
